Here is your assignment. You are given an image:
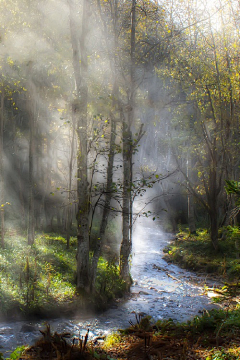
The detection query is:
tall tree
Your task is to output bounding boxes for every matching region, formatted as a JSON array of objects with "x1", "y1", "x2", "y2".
[
  {"x1": 90, "y1": 0, "x2": 120, "y2": 291},
  {"x1": 66, "y1": 107, "x2": 76, "y2": 249},
  {"x1": 27, "y1": 62, "x2": 36, "y2": 246},
  {"x1": 0, "y1": 87, "x2": 4, "y2": 247},
  {"x1": 119, "y1": 0, "x2": 136, "y2": 286},
  {"x1": 69, "y1": 0, "x2": 90, "y2": 292}
]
